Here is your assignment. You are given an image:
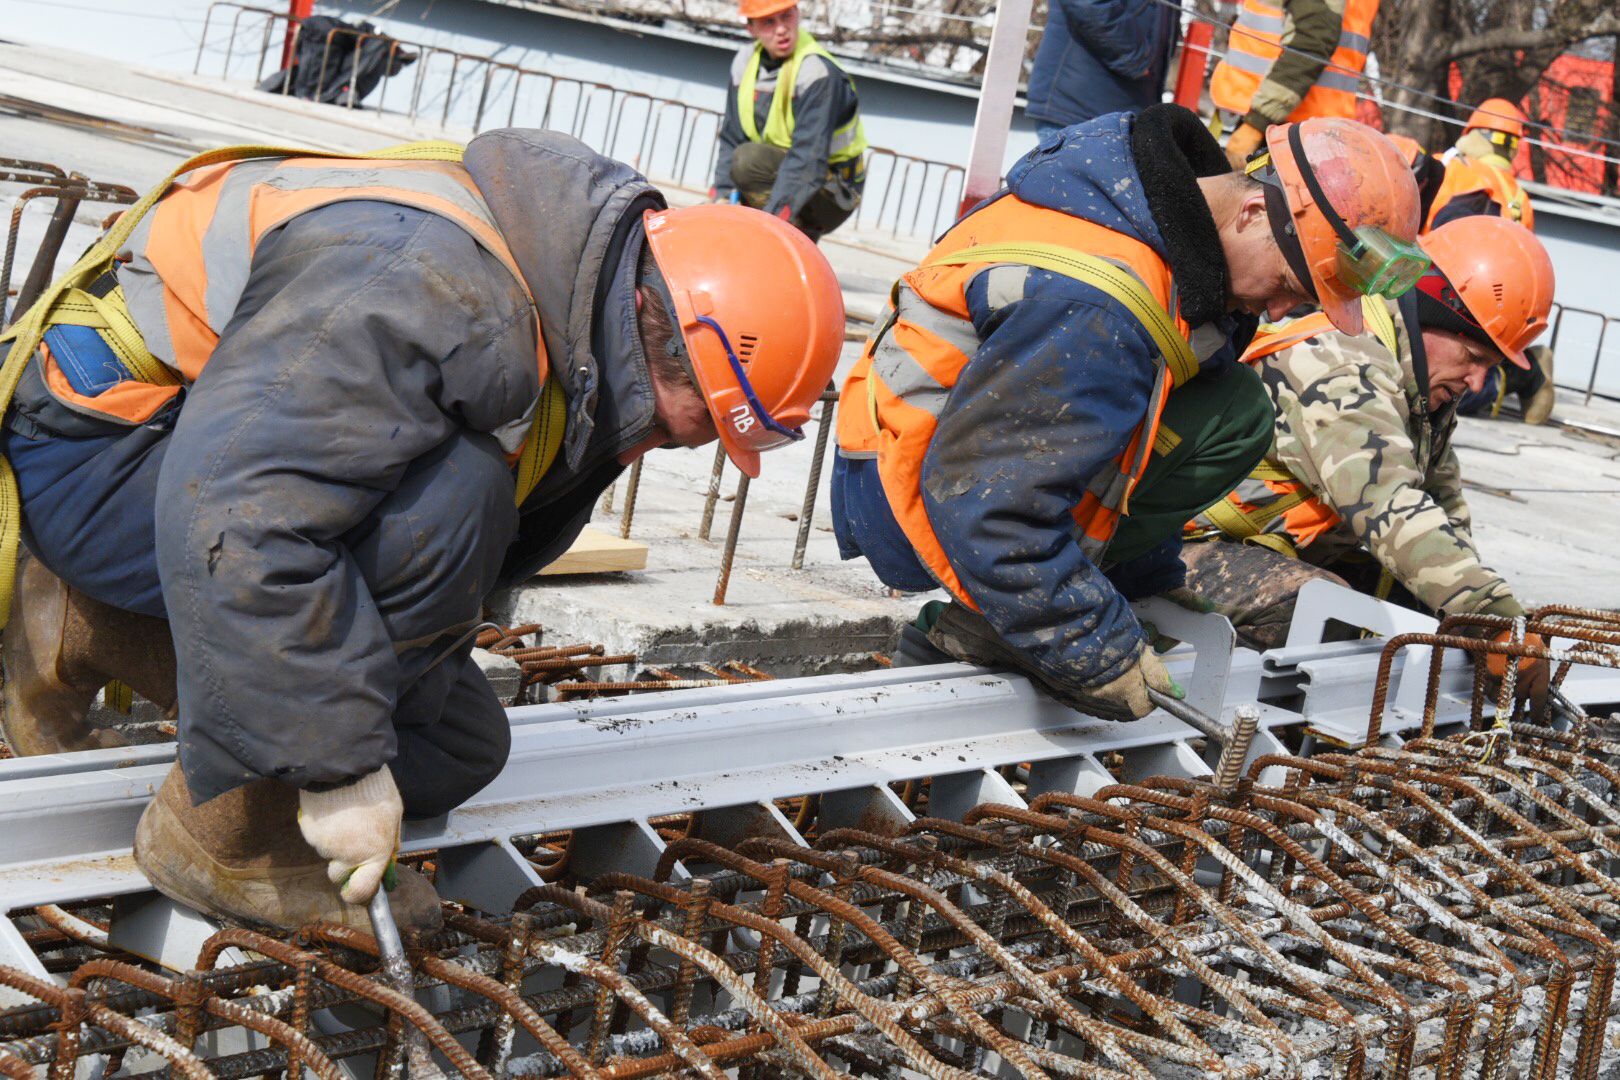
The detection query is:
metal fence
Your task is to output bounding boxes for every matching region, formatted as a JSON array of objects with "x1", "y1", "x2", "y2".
[
  {"x1": 1545, "y1": 300, "x2": 1620, "y2": 405},
  {"x1": 196, "y1": 2, "x2": 966, "y2": 237}
]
